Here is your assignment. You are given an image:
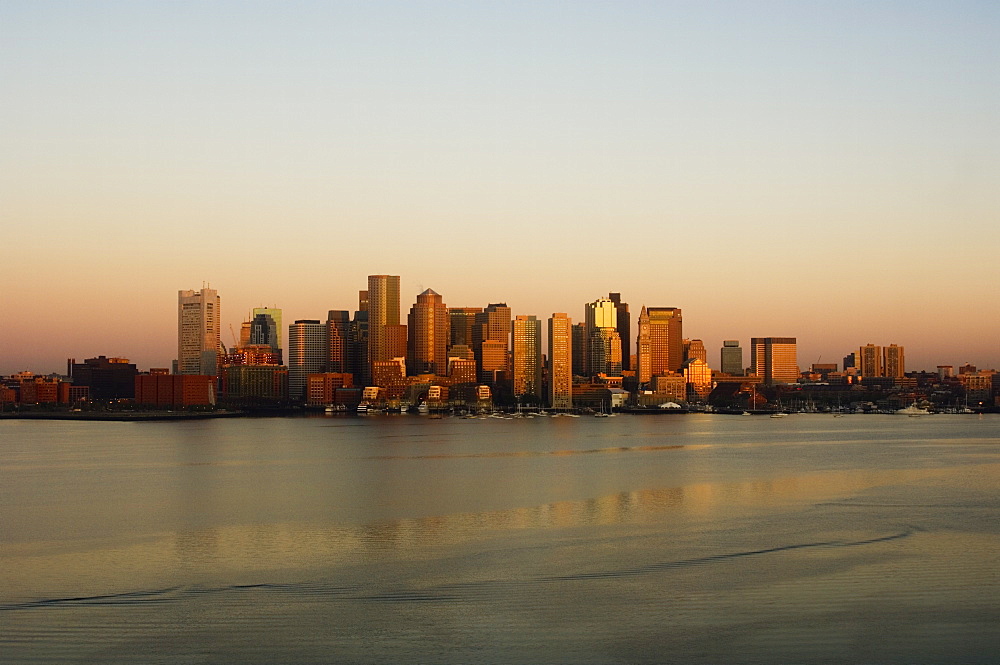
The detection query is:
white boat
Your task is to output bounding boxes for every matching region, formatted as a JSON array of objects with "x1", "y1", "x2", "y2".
[
  {"x1": 896, "y1": 404, "x2": 930, "y2": 416},
  {"x1": 770, "y1": 412, "x2": 788, "y2": 418}
]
